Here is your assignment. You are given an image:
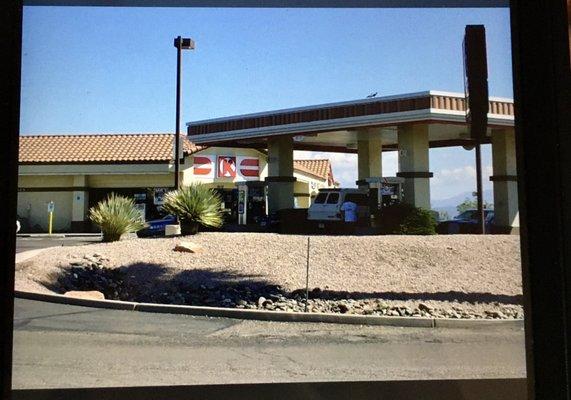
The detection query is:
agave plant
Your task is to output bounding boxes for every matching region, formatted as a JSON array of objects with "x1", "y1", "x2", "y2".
[
  {"x1": 89, "y1": 193, "x2": 146, "y2": 242},
  {"x1": 162, "y1": 184, "x2": 224, "y2": 235}
]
